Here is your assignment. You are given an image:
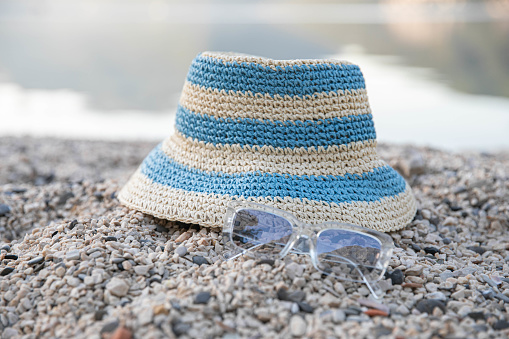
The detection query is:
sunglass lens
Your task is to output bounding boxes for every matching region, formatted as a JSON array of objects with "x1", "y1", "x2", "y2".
[
  {"x1": 316, "y1": 229, "x2": 383, "y2": 282},
  {"x1": 231, "y1": 209, "x2": 293, "y2": 258}
]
